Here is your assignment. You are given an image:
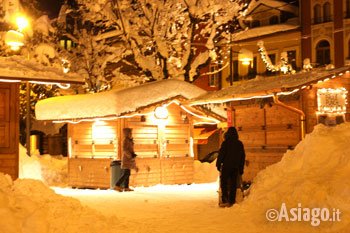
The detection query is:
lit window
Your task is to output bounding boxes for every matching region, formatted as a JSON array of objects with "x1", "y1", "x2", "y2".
[
  {"x1": 67, "y1": 40, "x2": 72, "y2": 50},
  {"x1": 60, "y1": 40, "x2": 65, "y2": 48}
]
